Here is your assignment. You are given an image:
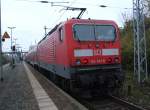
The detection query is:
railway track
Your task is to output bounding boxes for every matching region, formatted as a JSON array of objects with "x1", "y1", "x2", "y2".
[
  {"x1": 28, "y1": 64, "x2": 148, "y2": 110},
  {"x1": 78, "y1": 95, "x2": 147, "y2": 110}
]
